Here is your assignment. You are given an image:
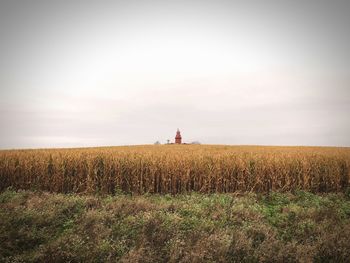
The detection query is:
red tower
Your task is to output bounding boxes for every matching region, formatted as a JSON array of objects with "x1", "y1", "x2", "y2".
[{"x1": 175, "y1": 129, "x2": 182, "y2": 144}]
